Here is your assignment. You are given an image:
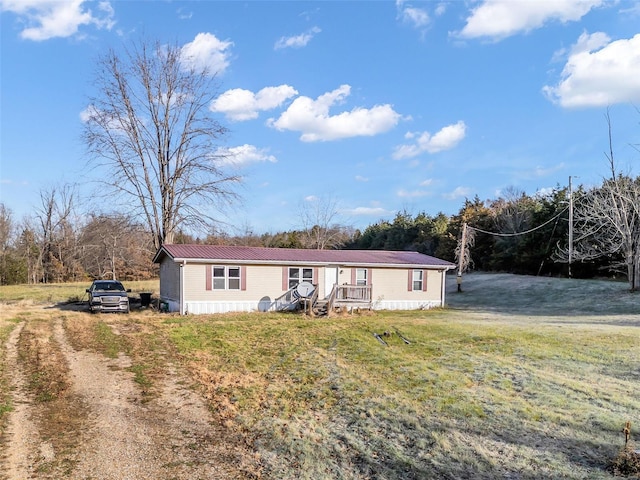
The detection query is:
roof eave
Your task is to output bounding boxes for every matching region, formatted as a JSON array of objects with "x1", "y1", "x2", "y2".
[
  {"x1": 152, "y1": 247, "x2": 171, "y2": 264},
  {"x1": 162, "y1": 256, "x2": 455, "y2": 269}
]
